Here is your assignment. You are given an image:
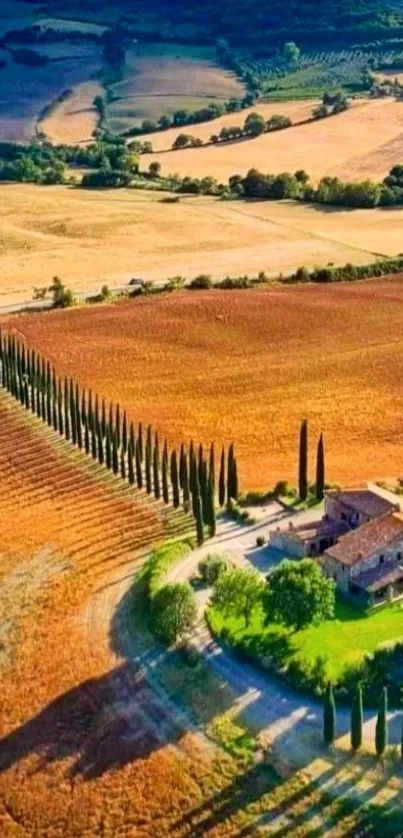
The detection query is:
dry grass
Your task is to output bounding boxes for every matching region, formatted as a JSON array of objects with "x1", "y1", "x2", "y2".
[
  {"x1": 141, "y1": 97, "x2": 403, "y2": 184},
  {"x1": 2, "y1": 184, "x2": 403, "y2": 307},
  {"x1": 105, "y1": 44, "x2": 245, "y2": 134},
  {"x1": 146, "y1": 99, "x2": 318, "y2": 151},
  {"x1": 9, "y1": 277, "x2": 403, "y2": 490},
  {"x1": 41, "y1": 80, "x2": 103, "y2": 145}
]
